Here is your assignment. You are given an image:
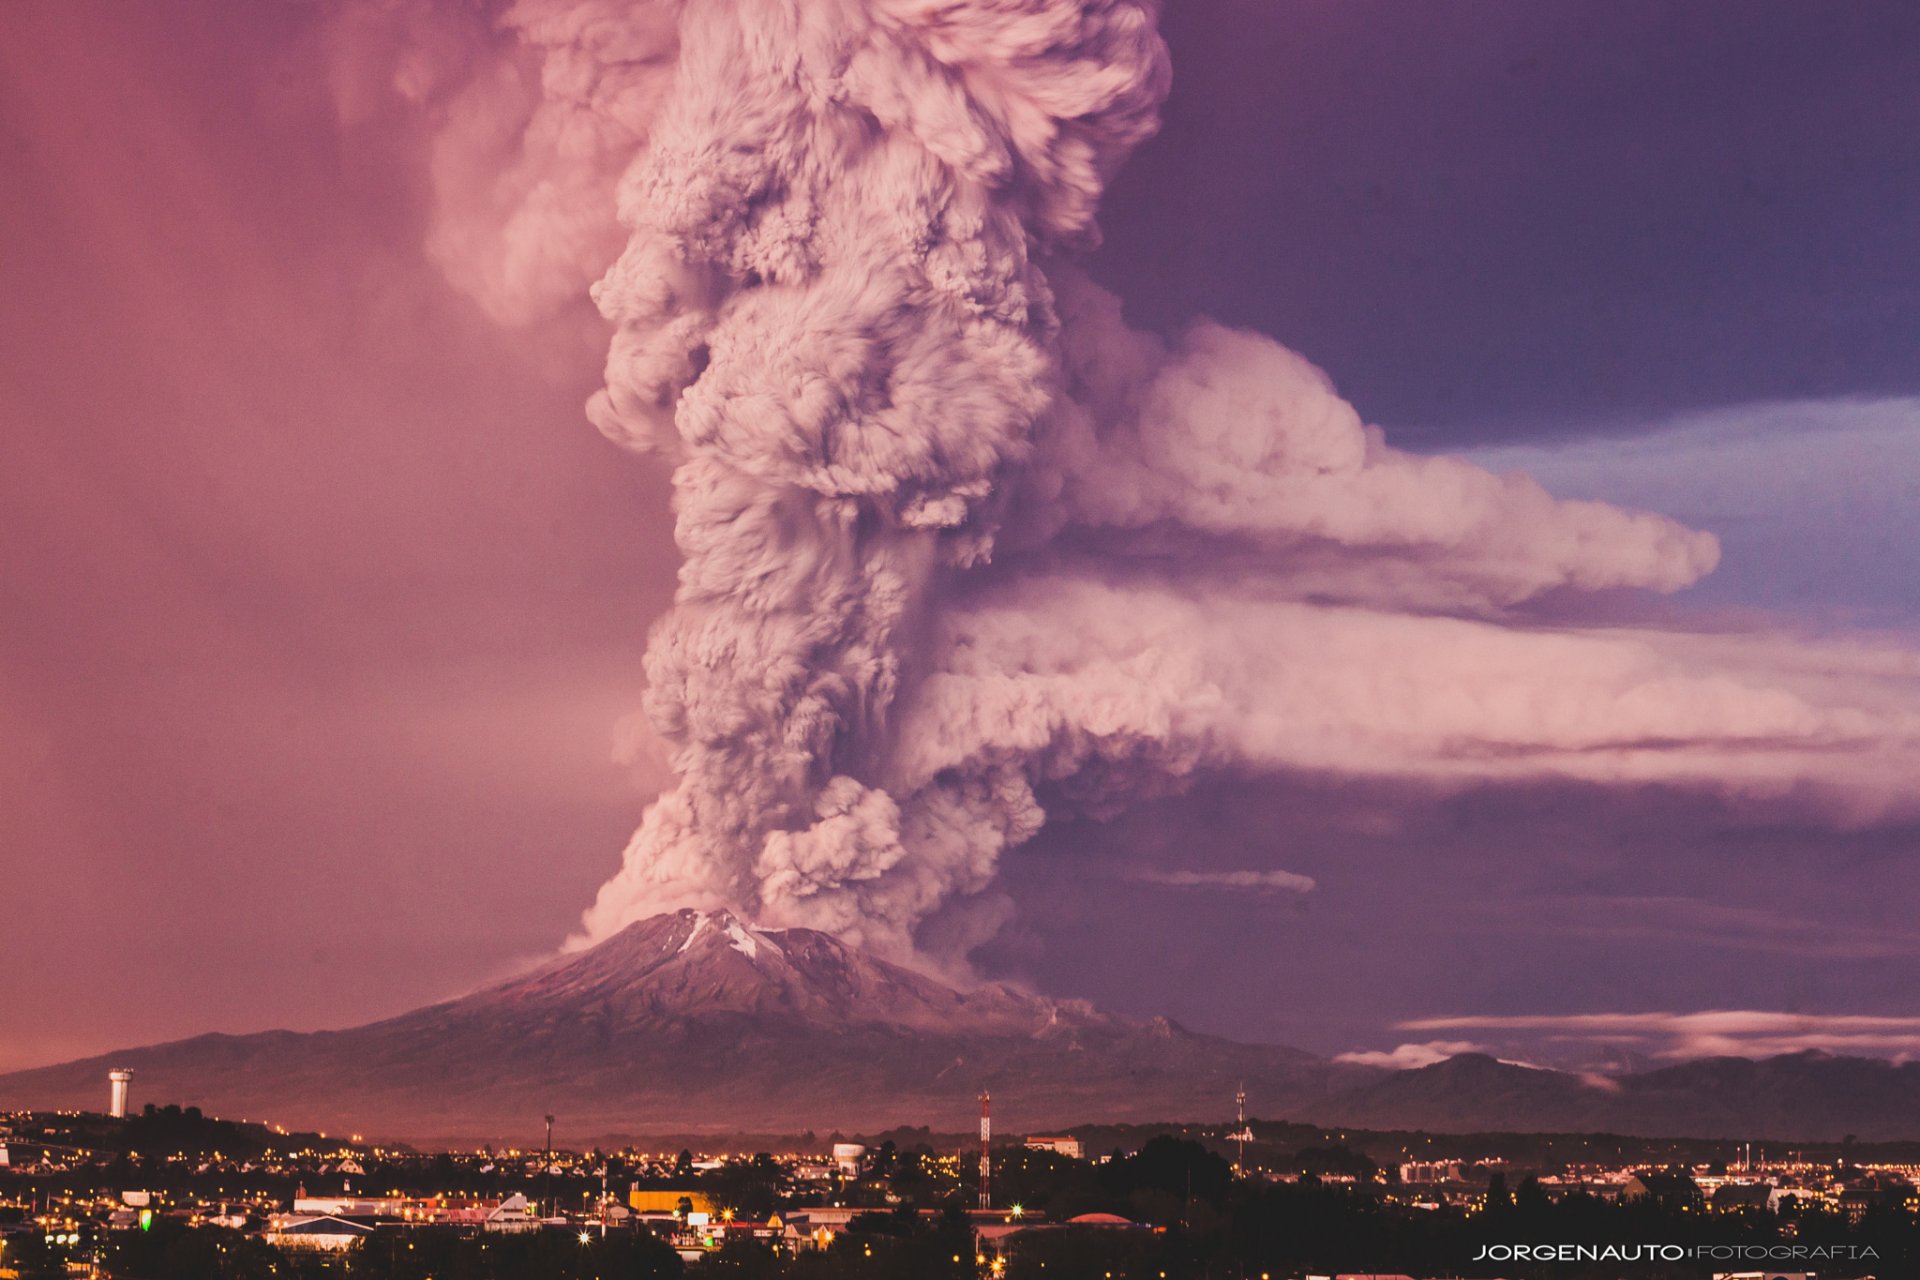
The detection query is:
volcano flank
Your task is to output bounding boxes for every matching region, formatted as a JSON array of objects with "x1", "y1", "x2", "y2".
[
  {"x1": 11, "y1": 911, "x2": 1920, "y2": 1146},
  {"x1": 0, "y1": 911, "x2": 1359, "y2": 1145}
]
